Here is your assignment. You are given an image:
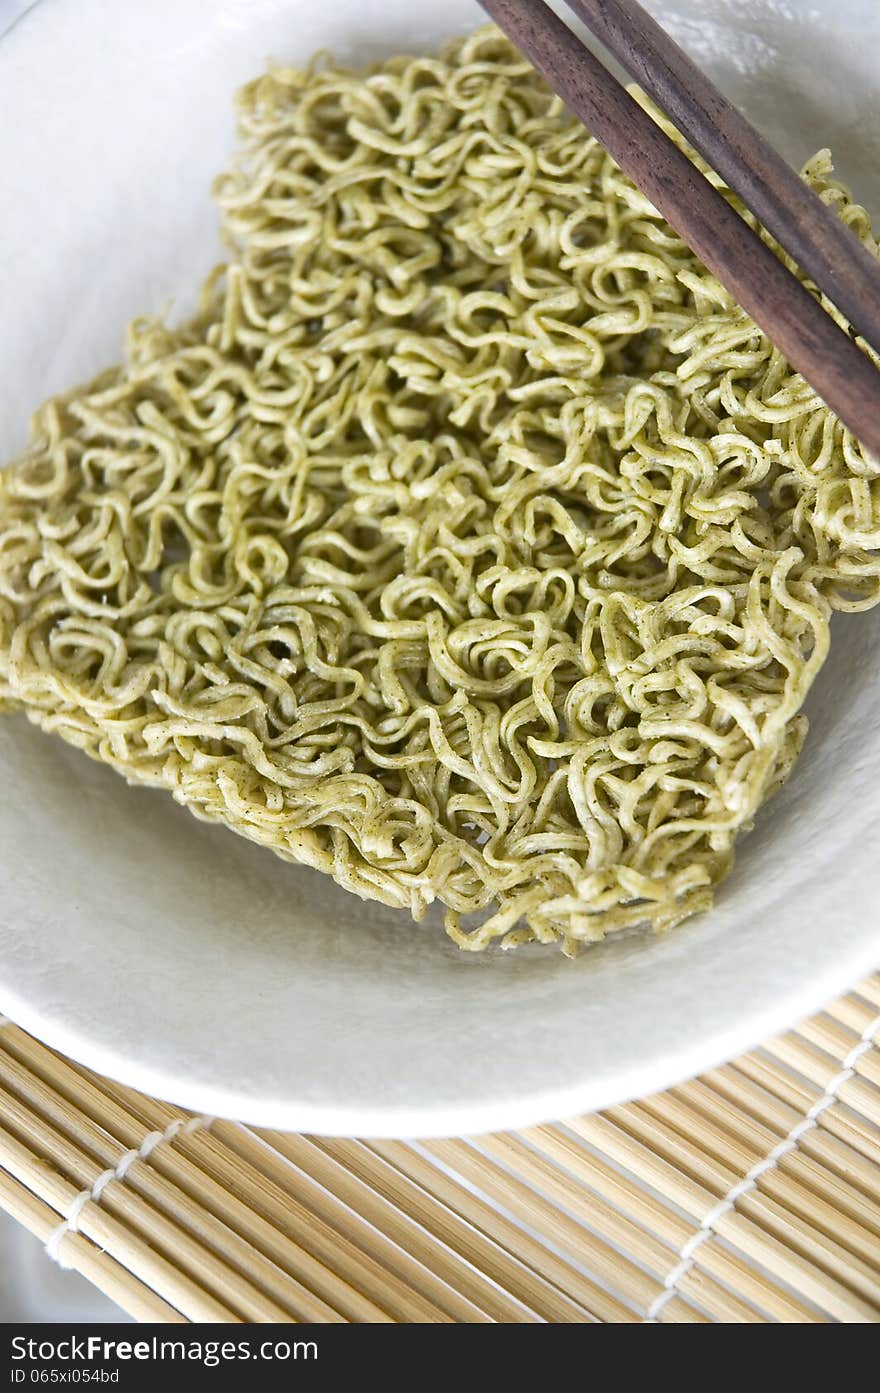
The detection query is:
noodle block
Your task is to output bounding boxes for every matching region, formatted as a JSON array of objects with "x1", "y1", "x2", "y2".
[{"x1": 2, "y1": 28, "x2": 879, "y2": 951}]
